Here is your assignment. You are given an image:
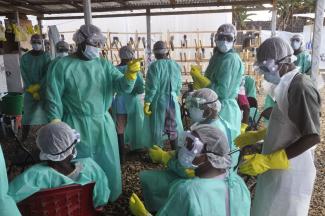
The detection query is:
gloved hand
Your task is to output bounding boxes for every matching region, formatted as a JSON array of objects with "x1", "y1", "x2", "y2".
[
  {"x1": 51, "y1": 119, "x2": 61, "y2": 123},
  {"x1": 190, "y1": 65, "x2": 211, "y2": 90},
  {"x1": 125, "y1": 58, "x2": 143, "y2": 80},
  {"x1": 185, "y1": 168, "x2": 195, "y2": 178},
  {"x1": 144, "y1": 103, "x2": 152, "y2": 116},
  {"x1": 32, "y1": 92, "x2": 40, "y2": 100},
  {"x1": 239, "y1": 149, "x2": 289, "y2": 176},
  {"x1": 129, "y1": 193, "x2": 151, "y2": 216},
  {"x1": 234, "y1": 128, "x2": 267, "y2": 149},
  {"x1": 26, "y1": 84, "x2": 41, "y2": 94},
  {"x1": 240, "y1": 123, "x2": 249, "y2": 134},
  {"x1": 149, "y1": 145, "x2": 174, "y2": 166}
]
